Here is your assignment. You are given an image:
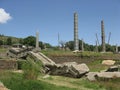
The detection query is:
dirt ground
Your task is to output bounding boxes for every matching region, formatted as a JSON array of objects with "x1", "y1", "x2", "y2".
[{"x1": 49, "y1": 54, "x2": 120, "y2": 64}]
